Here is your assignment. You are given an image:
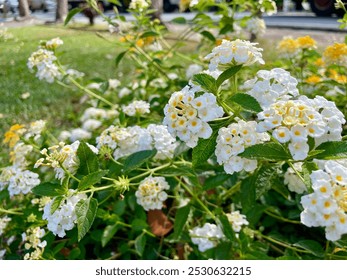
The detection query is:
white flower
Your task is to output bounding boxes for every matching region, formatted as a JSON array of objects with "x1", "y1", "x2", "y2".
[
  {"x1": 22, "y1": 227, "x2": 47, "y2": 260},
  {"x1": 189, "y1": 223, "x2": 225, "y2": 252},
  {"x1": 129, "y1": 0, "x2": 150, "y2": 10},
  {"x1": 242, "y1": 68, "x2": 299, "y2": 108},
  {"x1": 0, "y1": 216, "x2": 11, "y2": 236},
  {"x1": 82, "y1": 119, "x2": 102, "y2": 132},
  {"x1": 215, "y1": 120, "x2": 269, "y2": 174},
  {"x1": 300, "y1": 161, "x2": 347, "y2": 241},
  {"x1": 284, "y1": 162, "x2": 307, "y2": 194},
  {"x1": 9, "y1": 142, "x2": 33, "y2": 168},
  {"x1": 205, "y1": 39, "x2": 264, "y2": 71},
  {"x1": 226, "y1": 210, "x2": 249, "y2": 232},
  {"x1": 66, "y1": 69, "x2": 85, "y2": 79},
  {"x1": 42, "y1": 191, "x2": 87, "y2": 238},
  {"x1": 119, "y1": 87, "x2": 132, "y2": 98},
  {"x1": 246, "y1": 17, "x2": 266, "y2": 36},
  {"x1": 135, "y1": 177, "x2": 170, "y2": 211},
  {"x1": 70, "y1": 128, "x2": 92, "y2": 142},
  {"x1": 186, "y1": 64, "x2": 203, "y2": 79},
  {"x1": 163, "y1": 86, "x2": 224, "y2": 148},
  {"x1": 122, "y1": 100, "x2": 150, "y2": 116},
  {"x1": 45, "y1": 37, "x2": 63, "y2": 49},
  {"x1": 25, "y1": 120, "x2": 46, "y2": 140}
]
